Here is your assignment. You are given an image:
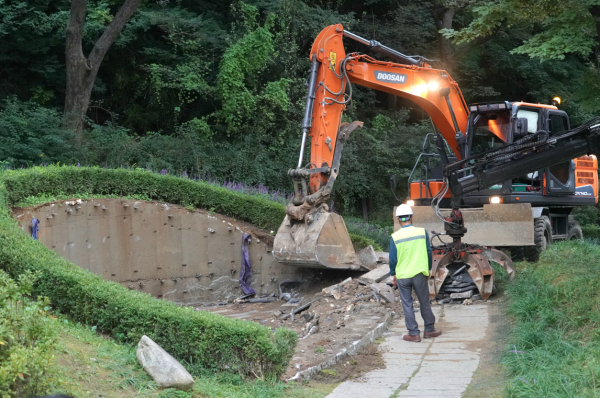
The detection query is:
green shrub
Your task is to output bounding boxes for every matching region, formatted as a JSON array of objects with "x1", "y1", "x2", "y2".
[
  {"x1": 2, "y1": 166, "x2": 285, "y2": 230},
  {"x1": 582, "y1": 224, "x2": 600, "y2": 239},
  {"x1": 0, "y1": 270, "x2": 60, "y2": 398},
  {"x1": 0, "y1": 166, "x2": 301, "y2": 377},
  {"x1": 346, "y1": 216, "x2": 391, "y2": 251},
  {"x1": 572, "y1": 205, "x2": 600, "y2": 226},
  {"x1": 349, "y1": 233, "x2": 382, "y2": 252}
]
